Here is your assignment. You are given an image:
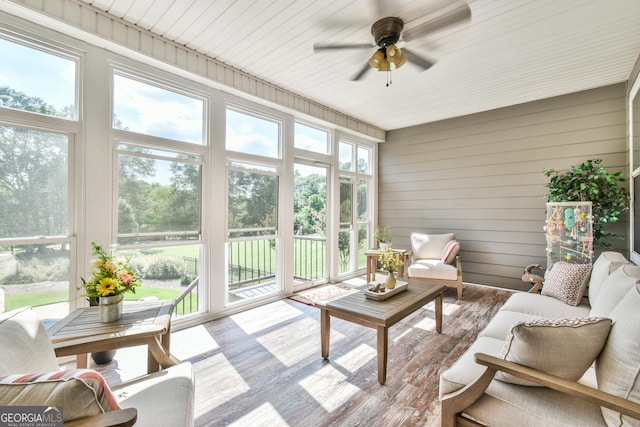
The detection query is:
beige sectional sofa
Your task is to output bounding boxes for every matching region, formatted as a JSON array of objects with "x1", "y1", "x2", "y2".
[
  {"x1": 0, "y1": 306, "x2": 195, "y2": 427},
  {"x1": 440, "y1": 251, "x2": 640, "y2": 426}
]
